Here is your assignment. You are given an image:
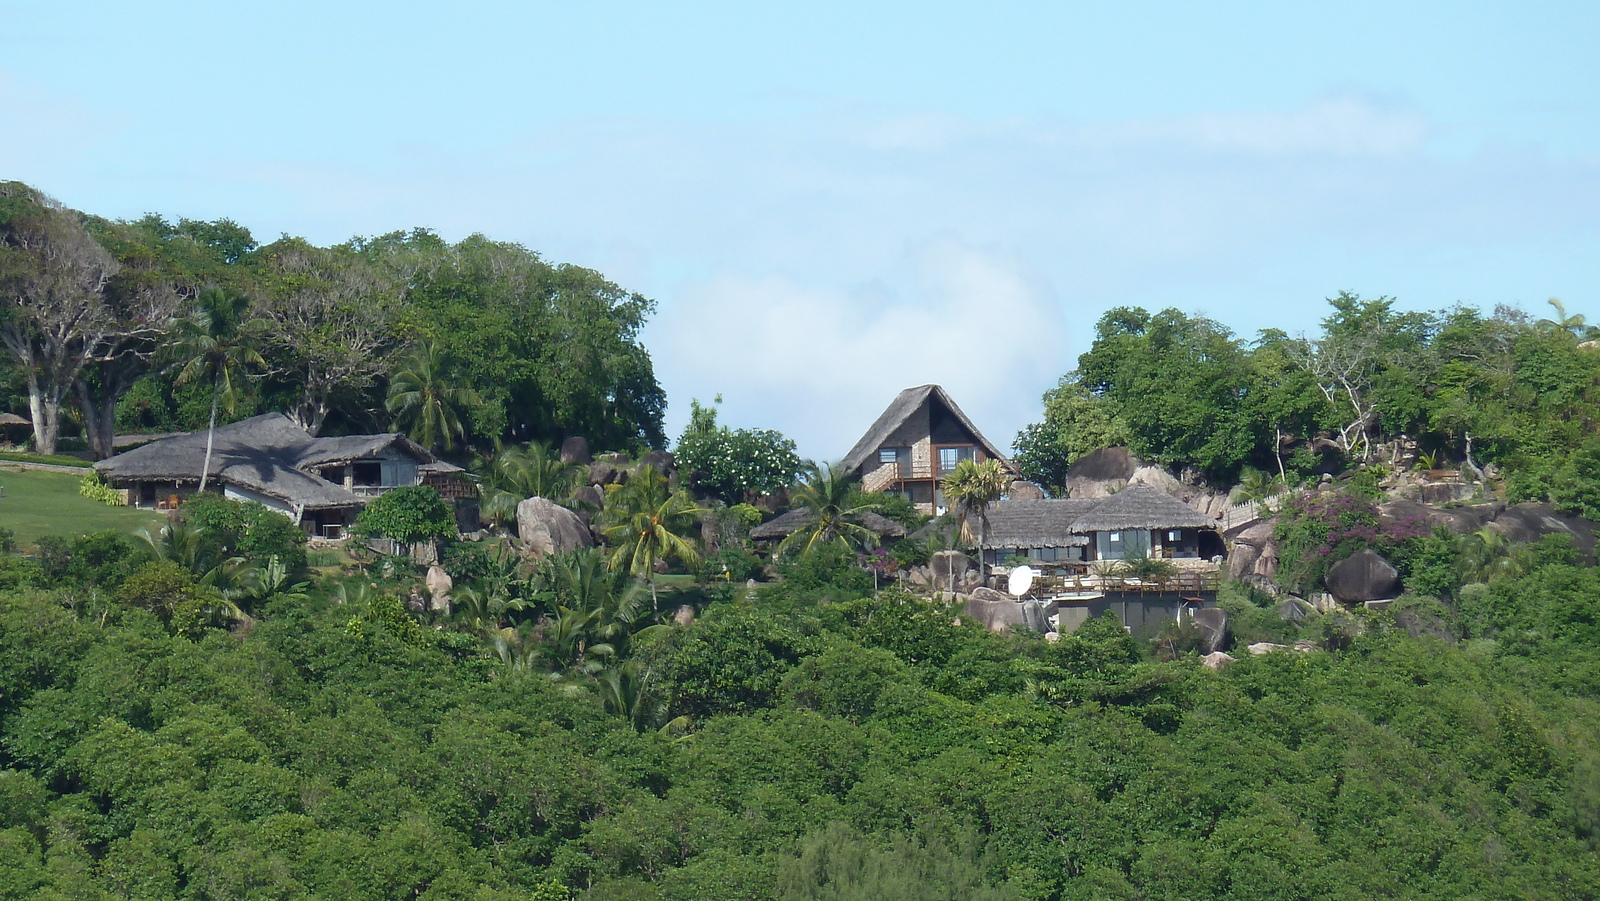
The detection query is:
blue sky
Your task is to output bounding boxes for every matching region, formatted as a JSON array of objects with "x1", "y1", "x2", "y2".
[{"x1": 3, "y1": 2, "x2": 1597, "y2": 458}]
